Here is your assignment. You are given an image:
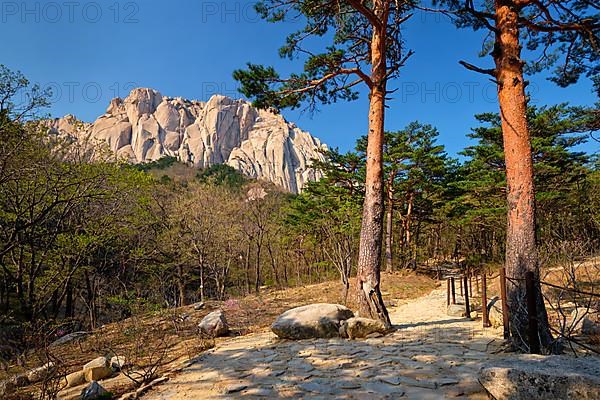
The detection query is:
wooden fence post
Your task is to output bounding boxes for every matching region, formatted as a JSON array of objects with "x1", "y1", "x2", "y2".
[
  {"x1": 525, "y1": 271, "x2": 541, "y2": 354},
  {"x1": 447, "y1": 278, "x2": 451, "y2": 306},
  {"x1": 482, "y1": 274, "x2": 490, "y2": 327},
  {"x1": 451, "y1": 277, "x2": 456, "y2": 304},
  {"x1": 463, "y1": 275, "x2": 471, "y2": 319},
  {"x1": 499, "y1": 267, "x2": 510, "y2": 339}
]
